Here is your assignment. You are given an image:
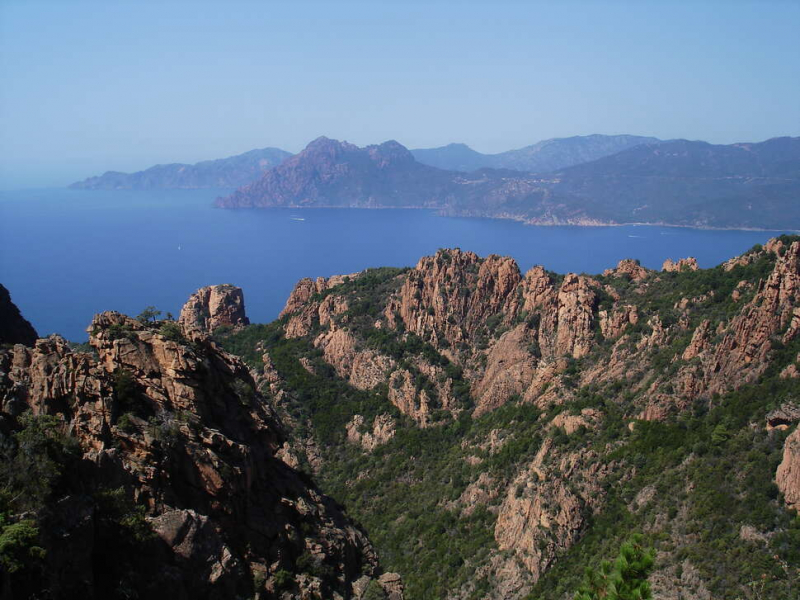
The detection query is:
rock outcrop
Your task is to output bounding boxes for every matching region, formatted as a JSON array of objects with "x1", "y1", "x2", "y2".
[
  {"x1": 315, "y1": 328, "x2": 395, "y2": 390},
  {"x1": 281, "y1": 274, "x2": 357, "y2": 338},
  {"x1": 0, "y1": 283, "x2": 38, "y2": 346},
  {"x1": 179, "y1": 284, "x2": 250, "y2": 335},
  {"x1": 346, "y1": 414, "x2": 396, "y2": 451},
  {"x1": 385, "y1": 249, "x2": 522, "y2": 348},
  {"x1": 278, "y1": 241, "x2": 800, "y2": 427},
  {"x1": 603, "y1": 258, "x2": 651, "y2": 281},
  {"x1": 766, "y1": 403, "x2": 800, "y2": 431},
  {"x1": 703, "y1": 241, "x2": 800, "y2": 395},
  {"x1": 777, "y1": 427, "x2": 800, "y2": 512},
  {"x1": 662, "y1": 257, "x2": 699, "y2": 272},
  {"x1": 0, "y1": 310, "x2": 394, "y2": 599},
  {"x1": 493, "y1": 438, "x2": 606, "y2": 592}
]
